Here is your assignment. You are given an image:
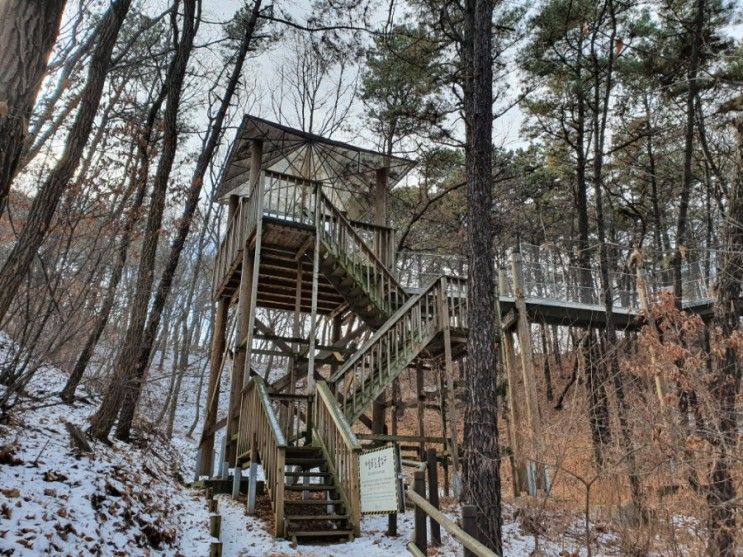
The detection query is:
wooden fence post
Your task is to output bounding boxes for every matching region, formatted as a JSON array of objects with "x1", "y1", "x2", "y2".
[
  {"x1": 414, "y1": 470, "x2": 427, "y2": 553},
  {"x1": 426, "y1": 448, "x2": 441, "y2": 546},
  {"x1": 209, "y1": 512, "x2": 222, "y2": 557},
  {"x1": 462, "y1": 505, "x2": 477, "y2": 557}
]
